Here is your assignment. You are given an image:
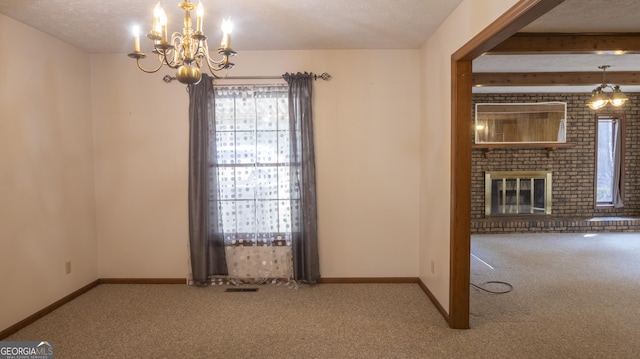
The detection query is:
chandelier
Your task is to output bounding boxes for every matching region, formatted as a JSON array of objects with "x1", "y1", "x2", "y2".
[
  {"x1": 587, "y1": 65, "x2": 628, "y2": 110},
  {"x1": 128, "y1": 1, "x2": 236, "y2": 84}
]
